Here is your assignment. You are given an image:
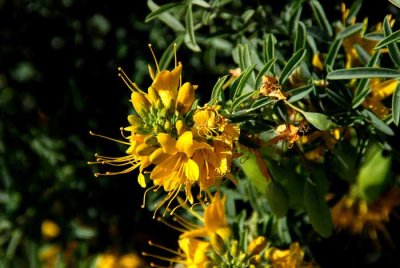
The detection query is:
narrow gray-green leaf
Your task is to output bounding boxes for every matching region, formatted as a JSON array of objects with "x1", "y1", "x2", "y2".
[
  {"x1": 352, "y1": 51, "x2": 381, "y2": 108},
  {"x1": 389, "y1": 0, "x2": 400, "y2": 8},
  {"x1": 145, "y1": 2, "x2": 183, "y2": 22},
  {"x1": 210, "y1": 75, "x2": 229, "y2": 104},
  {"x1": 327, "y1": 67, "x2": 400, "y2": 80},
  {"x1": 158, "y1": 36, "x2": 184, "y2": 70},
  {"x1": 362, "y1": 110, "x2": 395, "y2": 135},
  {"x1": 336, "y1": 23, "x2": 363, "y2": 40},
  {"x1": 364, "y1": 32, "x2": 385, "y2": 41},
  {"x1": 147, "y1": 0, "x2": 185, "y2": 32},
  {"x1": 355, "y1": 44, "x2": 371, "y2": 65},
  {"x1": 324, "y1": 39, "x2": 342, "y2": 68},
  {"x1": 263, "y1": 34, "x2": 275, "y2": 63},
  {"x1": 301, "y1": 111, "x2": 334, "y2": 130},
  {"x1": 287, "y1": 84, "x2": 314, "y2": 103},
  {"x1": 383, "y1": 16, "x2": 400, "y2": 66},
  {"x1": 295, "y1": 21, "x2": 307, "y2": 52},
  {"x1": 232, "y1": 91, "x2": 258, "y2": 112},
  {"x1": 255, "y1": 58, "x2": 277, "y2": 88},
  {"x1": 186, "y1": 4, "x2": 197, "y2": 46},
  {"x1": 375, "y1": 29, "x2": 400, "y2": 49},
  {"x1": 326, "y1": 88, "x2": 349, "y2": 107},
  {"x1": 346, "y1": 0, "x2": 362, "y2": 24},
  {"x1": 192, "y1": 0, "x2": 210, "y2": 8},
  {"x1": 280, "y1": 49, "x2": 307, "y2": 84},
  {"x1": 233, "y1": 64, "x2": 256, "y2": 99},
  {"x1": 289, "y1": 5, "x2": 302, "y2": 36},
  {"x1": 249, "y1": 97, "x2": 275, "y2": 111},
  {"x1": 309, "y1": 0, "x2": 333, "y2": 37},
  {"x1": 392, "y1": 84, "x2": 400, "y2": 126}
]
